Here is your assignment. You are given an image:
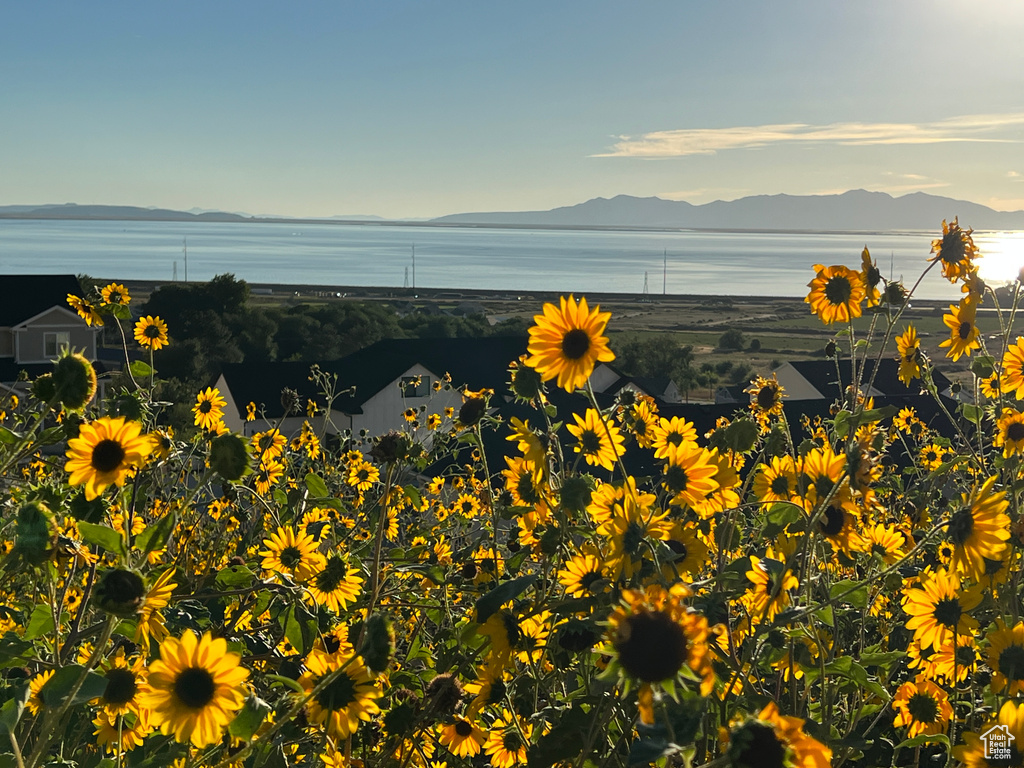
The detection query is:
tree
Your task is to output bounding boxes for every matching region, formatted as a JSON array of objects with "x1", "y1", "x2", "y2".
[{"x1": 719, "y1": 328, "x2": 746, "y2": 351}]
